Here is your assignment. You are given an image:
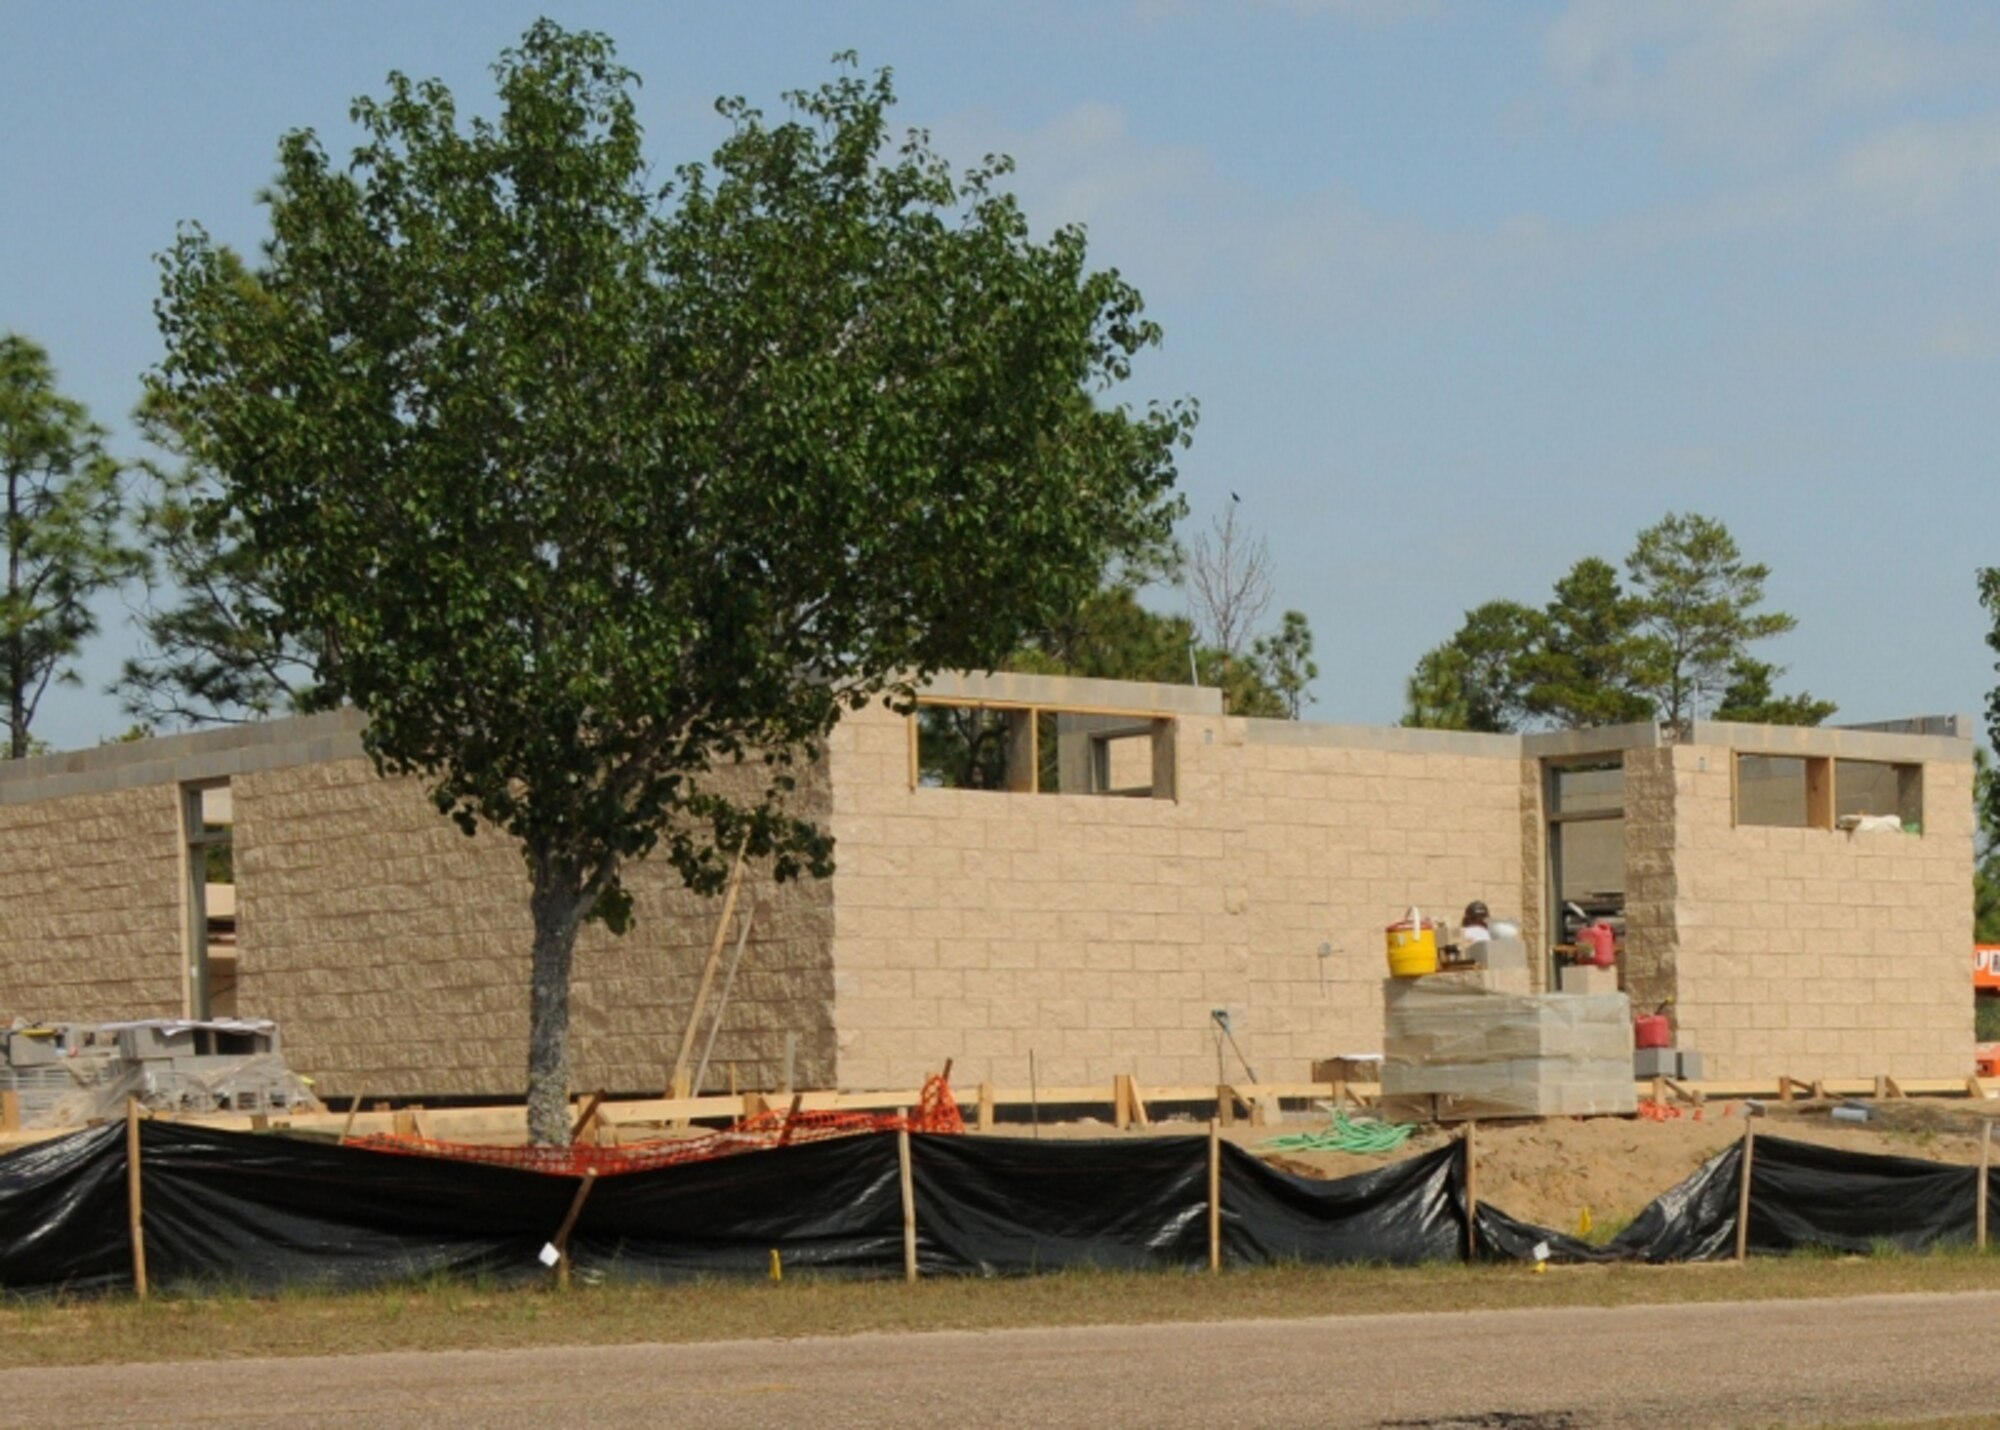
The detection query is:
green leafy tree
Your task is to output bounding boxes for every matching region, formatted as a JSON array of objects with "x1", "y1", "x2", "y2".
[
  {"x1": 150, "y1": 26, "x2": 1192, "y2": 1143},
  {"x1": 1974, "y1": 746, "x2": 2000, "y2": 945},
  {"x1": 1626, "y1": 513, "x2": 1807, "y2": 731},
  {"x1": 1, "y1": 334, "x2": 145, "y2": 759},
  {"x1": 117, "y1": 392, "x2": 320, "y2": 728},
  {"x1": 1247, "y1": 608, "x2": 1316, "y2": 719},
  {"x1": 1401, "y1": 600, "x2": 1539, "y2": 732},
  {"x1": 1518, "y1": 557, "x2": 1654, "y2": 727},
  {"x1": 1712, "y1": 654, "x2": 1837, "y2": 726},
  {"x1": 1981, "y1": 569, "x2": 2000, "y2": 943}
]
